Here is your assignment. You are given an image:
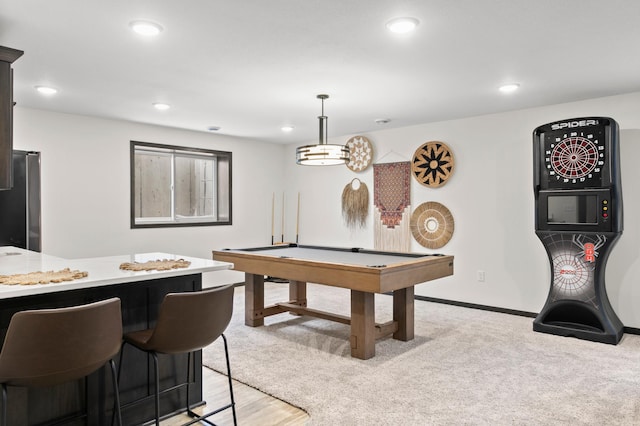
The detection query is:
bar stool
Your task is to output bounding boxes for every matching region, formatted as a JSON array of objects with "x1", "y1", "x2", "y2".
[
  {"x1": 0, "y1": 297, "x2": 123, "y2": 426},
  {"x1": 118, "y1": 285, "x2": 237, "y2": 425}
]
